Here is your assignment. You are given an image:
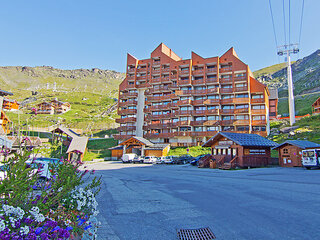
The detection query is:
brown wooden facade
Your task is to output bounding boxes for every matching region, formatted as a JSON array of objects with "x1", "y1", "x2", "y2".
[
  {"x1": 203, "y1": 132, "x2": 277, "y2": 169},
  {"x1": 273, "y1": 140, "x2": 320, "y2": 167},
  {"x1": 312, "y1": 96, "x2": 320, "y2": 114}
]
